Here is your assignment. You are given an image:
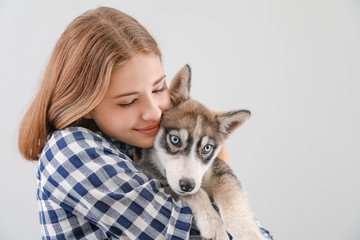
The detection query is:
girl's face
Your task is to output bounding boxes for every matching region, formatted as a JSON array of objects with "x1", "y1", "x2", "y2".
[{"x1": 86, "y1": 53, "x2": 171, "y2": 148}]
